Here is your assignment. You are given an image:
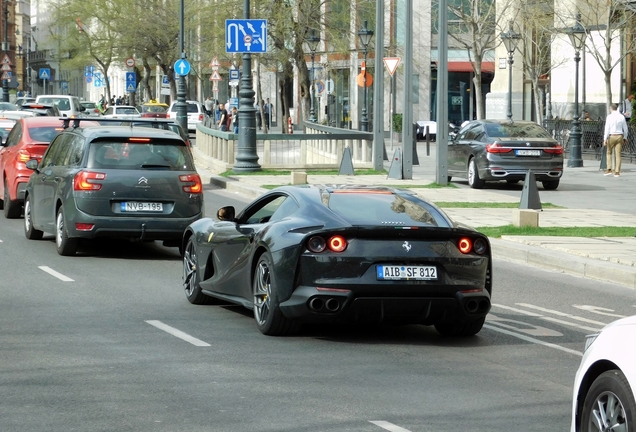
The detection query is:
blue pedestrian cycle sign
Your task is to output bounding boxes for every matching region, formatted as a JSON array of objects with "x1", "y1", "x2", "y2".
[{"x1": 225, "y1": 19, "x2": 267, "y2": 53}]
